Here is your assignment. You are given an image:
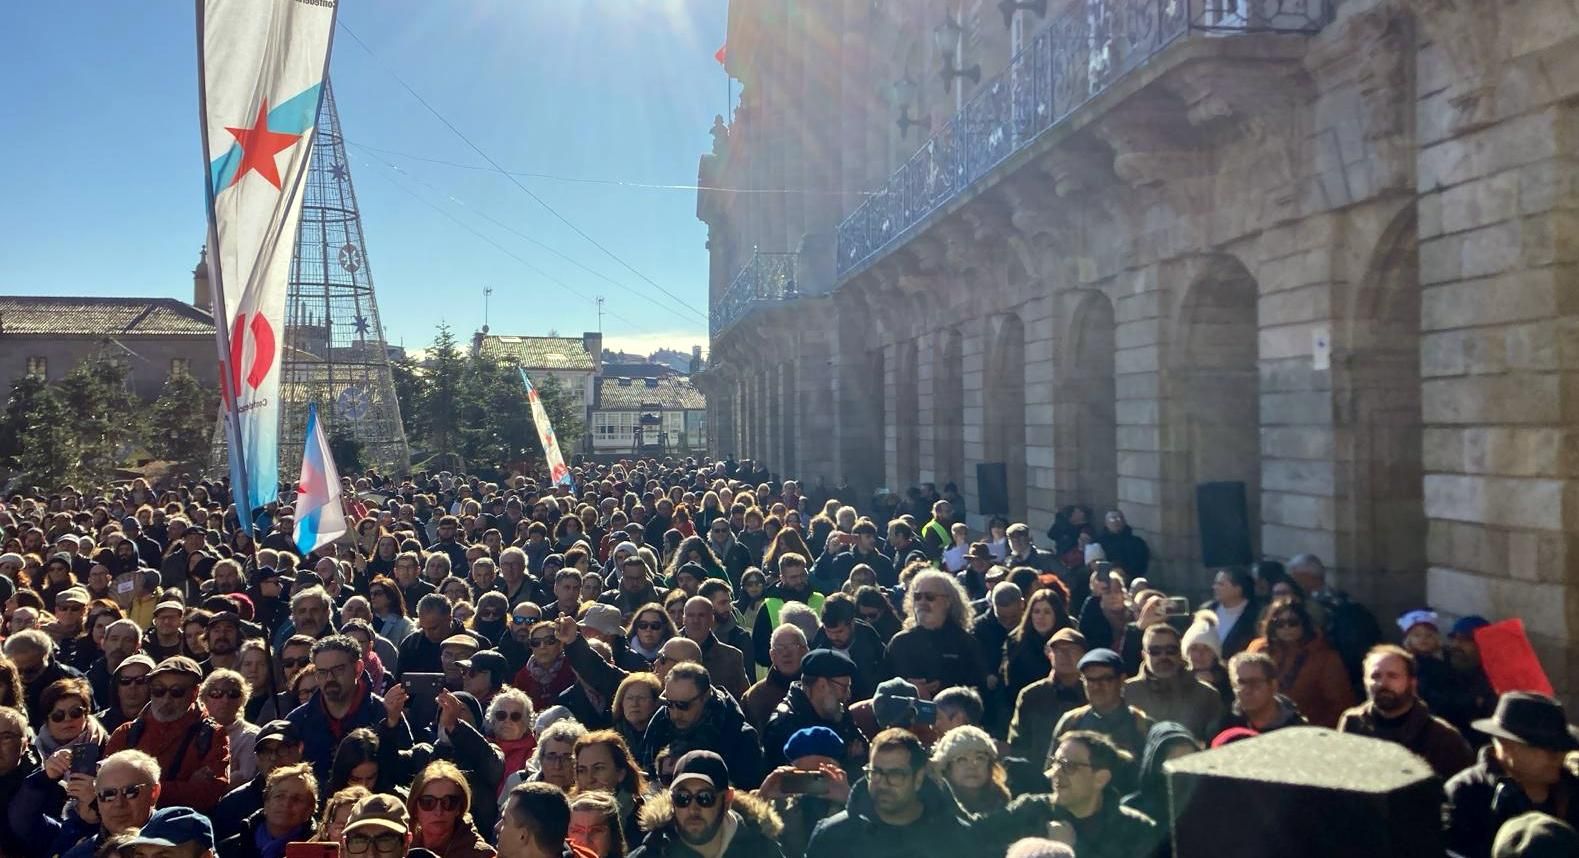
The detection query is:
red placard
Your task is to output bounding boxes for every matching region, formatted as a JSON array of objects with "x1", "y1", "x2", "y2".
[{"x1": 1474, "y1": 618, "x2": 1554, "y2": 697}]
